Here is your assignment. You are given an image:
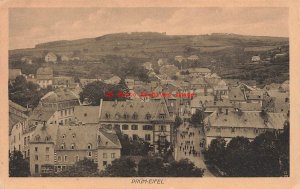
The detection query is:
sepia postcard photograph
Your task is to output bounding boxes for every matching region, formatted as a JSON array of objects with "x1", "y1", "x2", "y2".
[{"x1": 1, "y1": 0, "x2": 300, "y2": 189}]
